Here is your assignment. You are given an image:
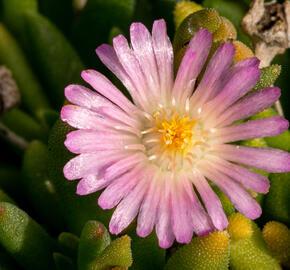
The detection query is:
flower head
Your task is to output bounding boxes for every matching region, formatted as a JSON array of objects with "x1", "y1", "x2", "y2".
[{"x1": 61, "y1": 19, "x2": 290, "y2": 248}]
